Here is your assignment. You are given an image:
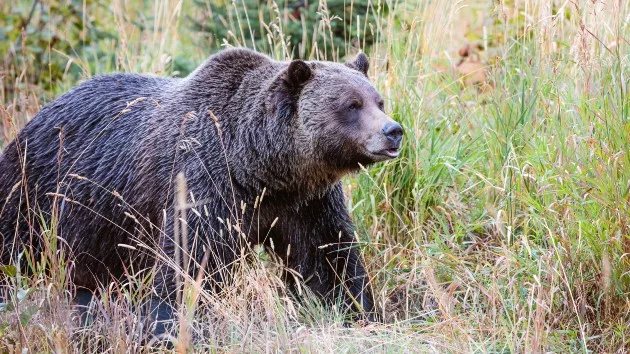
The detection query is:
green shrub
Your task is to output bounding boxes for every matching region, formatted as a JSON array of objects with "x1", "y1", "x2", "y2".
[
  {"x1": 187, "y1": 0, "x2": 386, "y2": 60},
  {"x1": 1, "y1": 0, "x2": 116, "y2": 98}
]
